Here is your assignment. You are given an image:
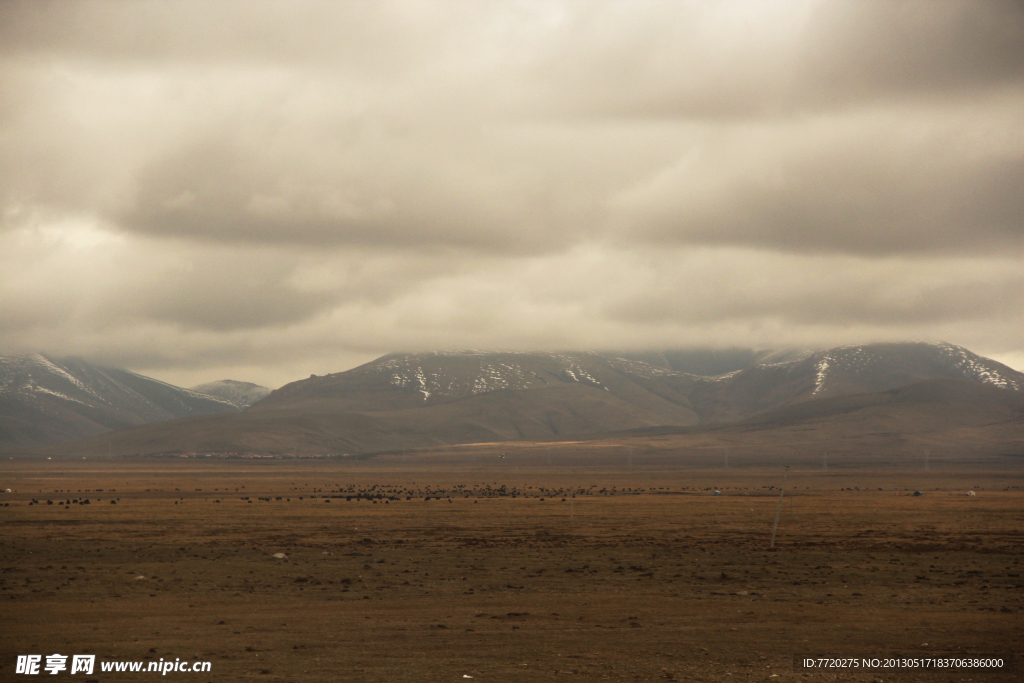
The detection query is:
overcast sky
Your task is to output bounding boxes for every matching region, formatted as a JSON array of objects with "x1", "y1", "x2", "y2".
[{"x1": 1, "y1": 0, "x2": 1022, "y2": 388}]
